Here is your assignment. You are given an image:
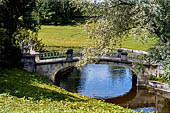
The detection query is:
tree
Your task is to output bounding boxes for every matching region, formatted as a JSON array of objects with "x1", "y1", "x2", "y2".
[
  {"x1": 38, "y1": 0, "x2": 83, "y2": 25},
  {"x1": 0, "y1": 0, "x2": 42, "y2": 68},
  {"x1": 0, "y1": 0, "x2": 38, "y2": 43},
  {"x1": 74, "y1": 0, "x2": 170, "y2": 81}
]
